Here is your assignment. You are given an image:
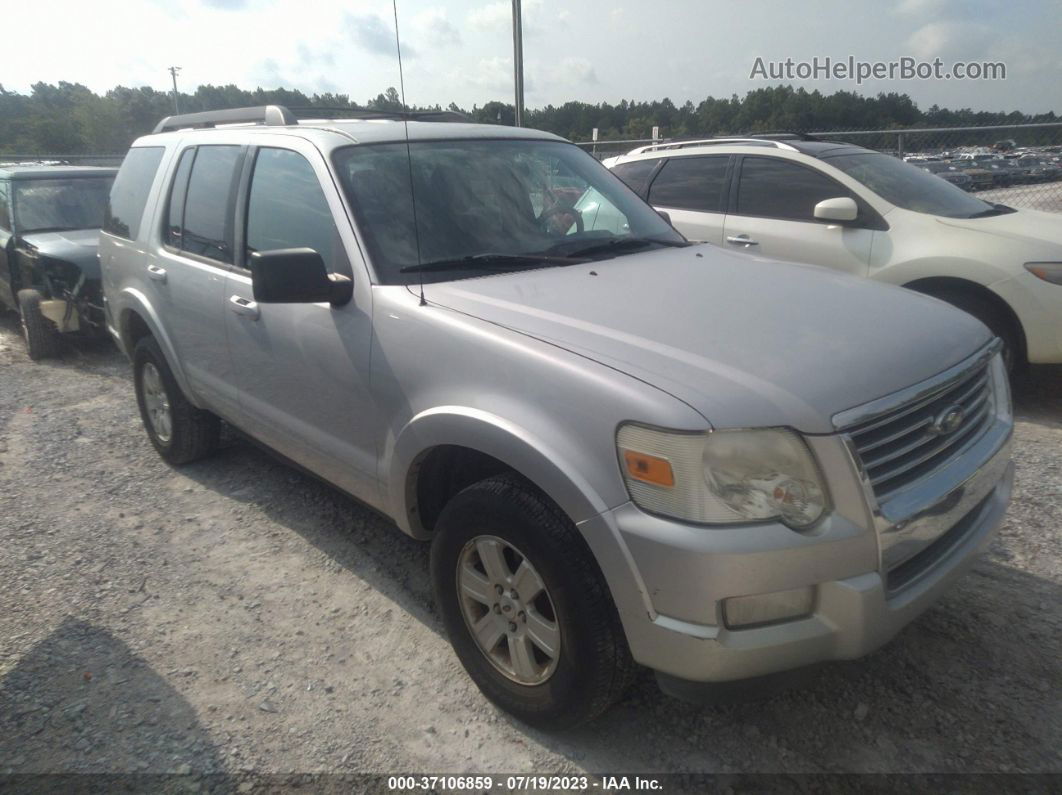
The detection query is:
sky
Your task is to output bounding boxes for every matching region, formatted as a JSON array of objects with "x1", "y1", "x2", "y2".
[{"x1": 4, "y1": 0, "x2": 1061, "y2": 114}]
